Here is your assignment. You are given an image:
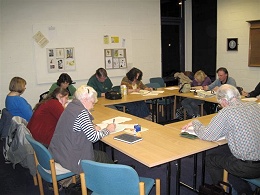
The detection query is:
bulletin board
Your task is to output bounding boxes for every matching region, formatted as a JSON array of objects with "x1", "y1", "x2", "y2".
[
  {"x1": 104, "y1": 49, "x2": 127, "y2": 69},
  {"x1": 32, "y1": 23, "x2": 132, "y2": 84}
]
